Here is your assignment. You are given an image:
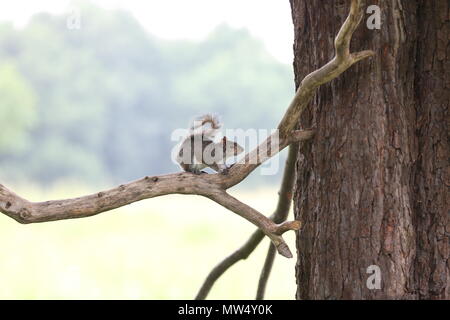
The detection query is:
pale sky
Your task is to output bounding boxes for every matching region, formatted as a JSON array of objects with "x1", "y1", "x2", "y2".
[{"x1": 0, "y1": 0, "x2": 294, "y2": 64}]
